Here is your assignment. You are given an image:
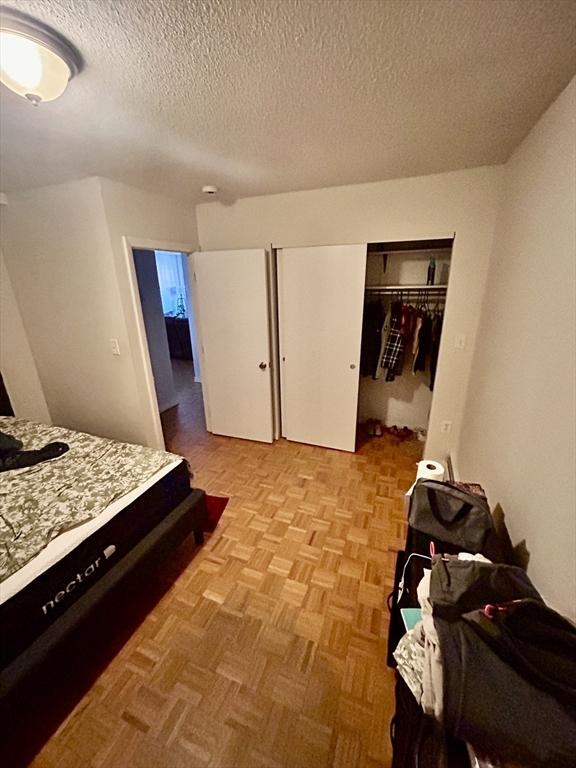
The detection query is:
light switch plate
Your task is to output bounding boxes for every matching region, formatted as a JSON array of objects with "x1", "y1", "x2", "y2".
[{"x1": 455, "y1": 334, "x2": 467, "y2": 349}]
